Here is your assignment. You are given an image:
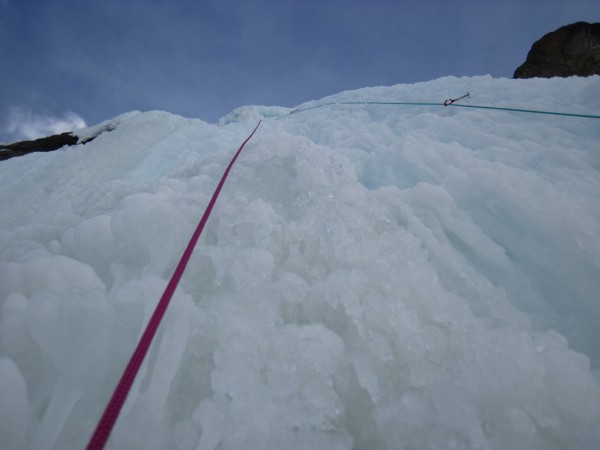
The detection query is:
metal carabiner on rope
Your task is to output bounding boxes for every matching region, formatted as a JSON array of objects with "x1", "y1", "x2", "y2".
[{"x1": 444, "y1": 92, "x2": 470, "y2": 106}]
